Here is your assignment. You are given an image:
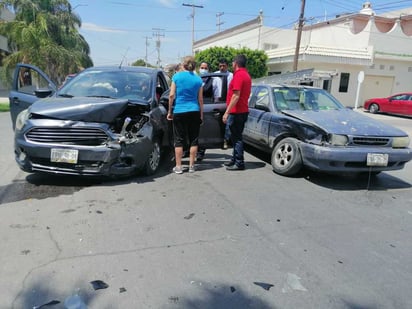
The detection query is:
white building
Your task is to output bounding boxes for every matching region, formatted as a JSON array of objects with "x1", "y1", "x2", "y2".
[{"x1": 193, "y1": 2, "x2": 412, "y2": 108}]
